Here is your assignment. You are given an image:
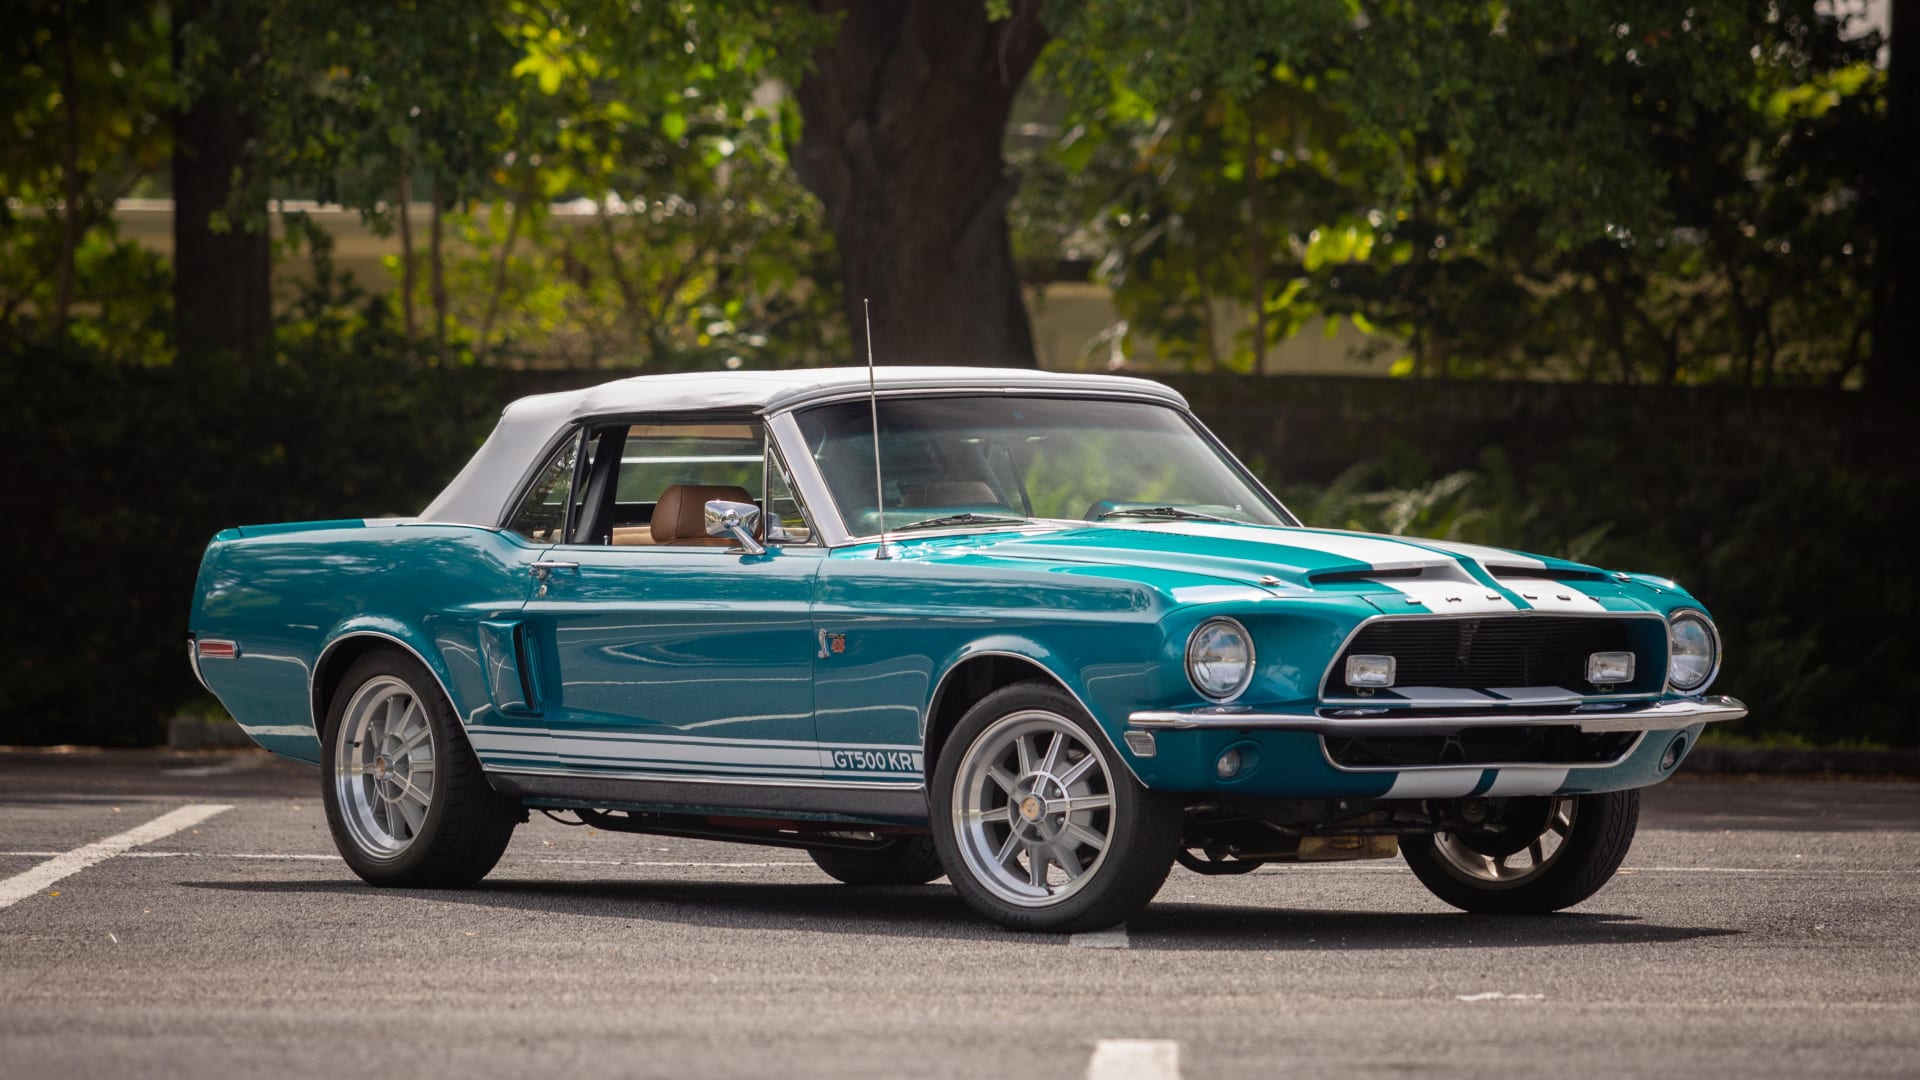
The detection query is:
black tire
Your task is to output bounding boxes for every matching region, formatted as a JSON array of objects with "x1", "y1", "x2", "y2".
[
  {"x1": 320, "y1": 649, "x2": 520, "y2": 887},
  {"x1": 808, "y1": 837, "x2": 946, "y2": 886},
  {"x1": 1401, "y1": 790, "x2": 1639, "y2": 914},
  {"x1": 929, "y1": 681, "x2": 1182, "y2": 933}
]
